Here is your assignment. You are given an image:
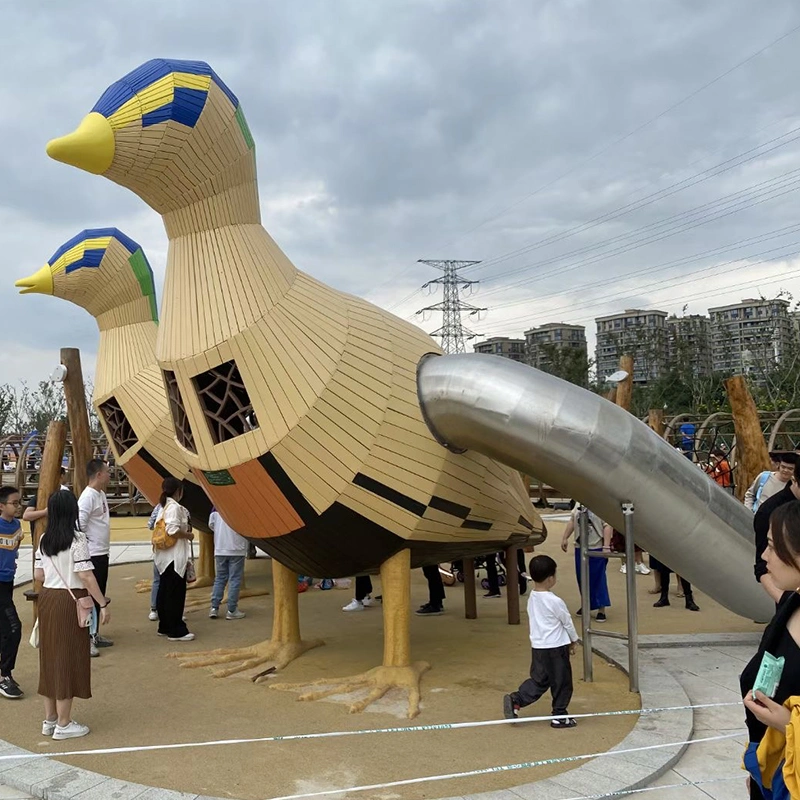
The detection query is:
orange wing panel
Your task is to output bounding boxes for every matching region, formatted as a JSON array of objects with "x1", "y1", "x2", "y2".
[
  {"x1": 124, "y1": 453, "x2": 165, "y2": 506},
  {"x1": 192, "y1": 460, "x2": 303, "y2": 538}
]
